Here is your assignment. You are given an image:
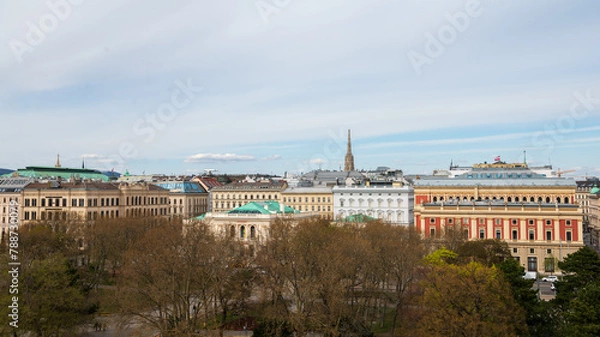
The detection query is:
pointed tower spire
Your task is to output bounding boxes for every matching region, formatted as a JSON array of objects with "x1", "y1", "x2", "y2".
[
  {"x1": 55, "y1": 154, "x2": 61, "y2": 168},
  {"x1": 82, "y1": 158, "x2": 85, "y2": 169},
  {"x1": 344, "y1": 129, "x2": 355, "y2": 172}
]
